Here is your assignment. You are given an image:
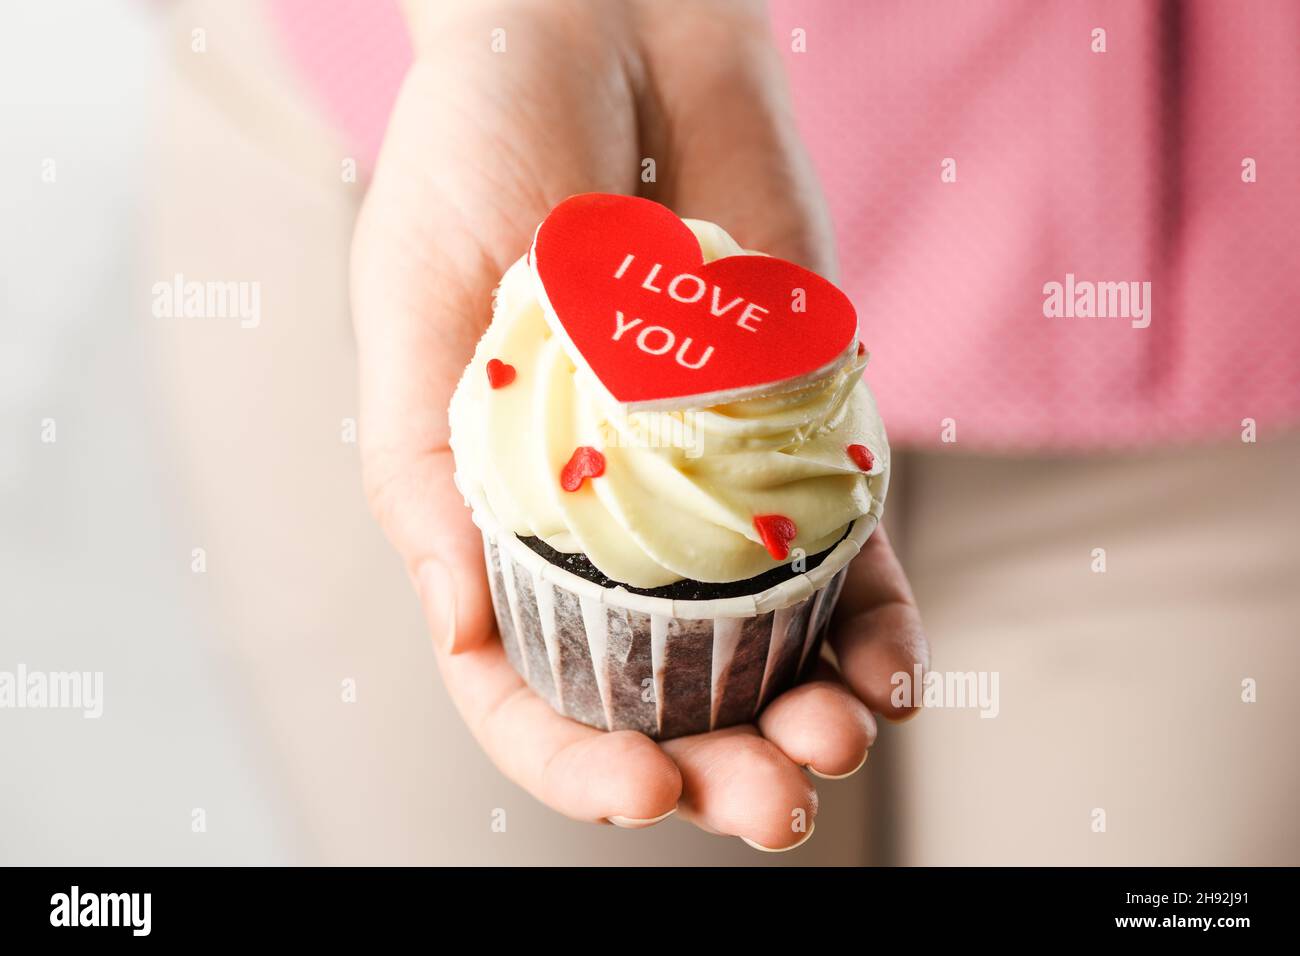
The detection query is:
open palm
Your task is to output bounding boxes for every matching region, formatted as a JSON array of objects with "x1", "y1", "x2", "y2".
[{"x1": 351, "y1": 0, "x2": 927, "y2": 850}]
